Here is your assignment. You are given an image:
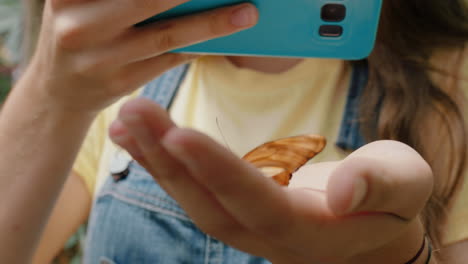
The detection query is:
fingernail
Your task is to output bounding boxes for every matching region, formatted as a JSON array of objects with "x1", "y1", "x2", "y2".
[
  {"x1": 110, "y1": 133, "x2": 130, "y2": 145},
  {"x1": 161, "y1": 136, "x2": 186, "y2": 160},
  {"x1": 110, "y1": 133, "x2": 144, "y2": 160},
  {"x1": 109, "y1": 120, "x2": 133, "y2": 149},
  {"x1": 161, "y1": 129, "x2": 196, "y2": 168},
  {"x1": 109, "y1": 120, "x2": 127, "y2": 137},
  {"x1": 348, "y1": 177, "x2": 367, "y2": 213},
  {"x1": 121, "y1": 115, "x2": 158, "y2": 147},
  {"x1": 231, "y1": 5, "x2": 257, "y2": 27}
]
